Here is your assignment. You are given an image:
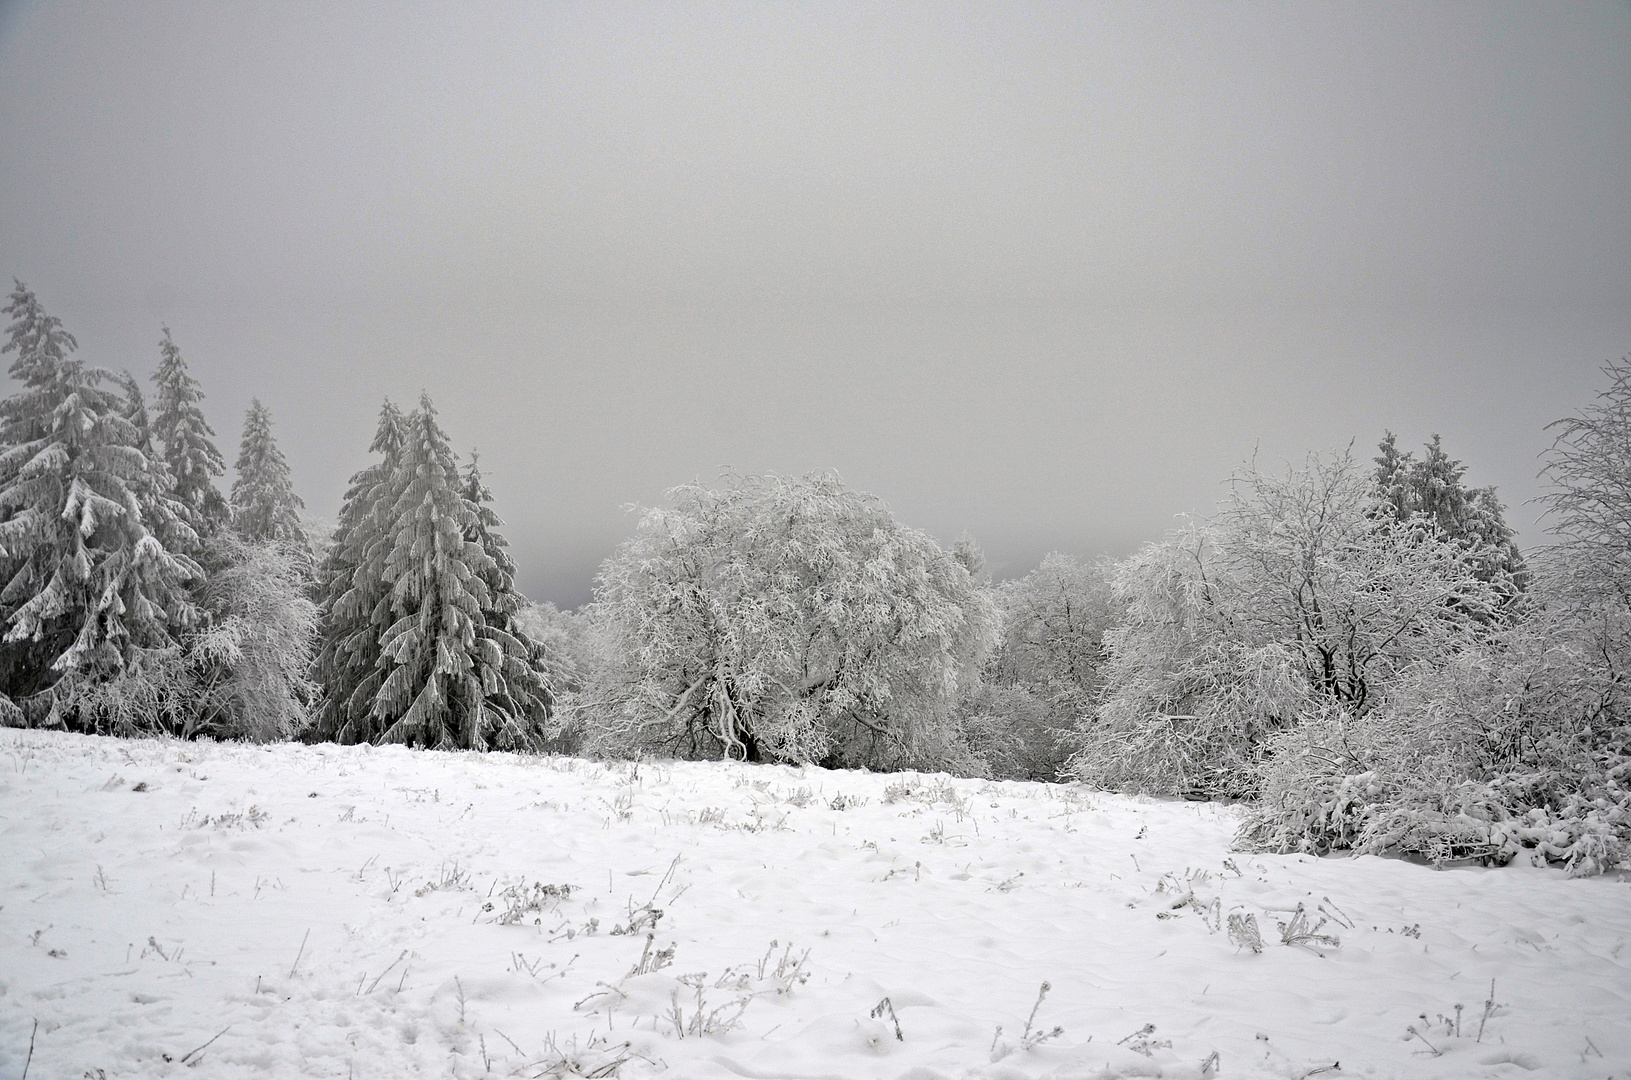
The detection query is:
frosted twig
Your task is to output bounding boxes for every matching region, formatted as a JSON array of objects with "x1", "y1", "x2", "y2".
[
  {"x1": 1022, "y1": 981, "x2": 1050, "y2": 1041},
  {"x1": 21, "y1": 1018, "x2": 36, "y2": 1080},
  {"x1": 289, "y1": 929, "x2": 310, "y2": 978},
  {"x1": 180, "y1": 1025, "x2": 231, "y2": 1065},
  {"x1": 1405, "y1": 1024, "x2": 1441, "y2": 1056},
  {"x1": 1477, "y1": 978, "x2": 1496, "y2": 1043},
  {"x1": 648, "y1": 854, "x2": 682, "y2": 906},
  {"x1": 364, "y1": 949, "x2": 408, "y2": 994}
]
